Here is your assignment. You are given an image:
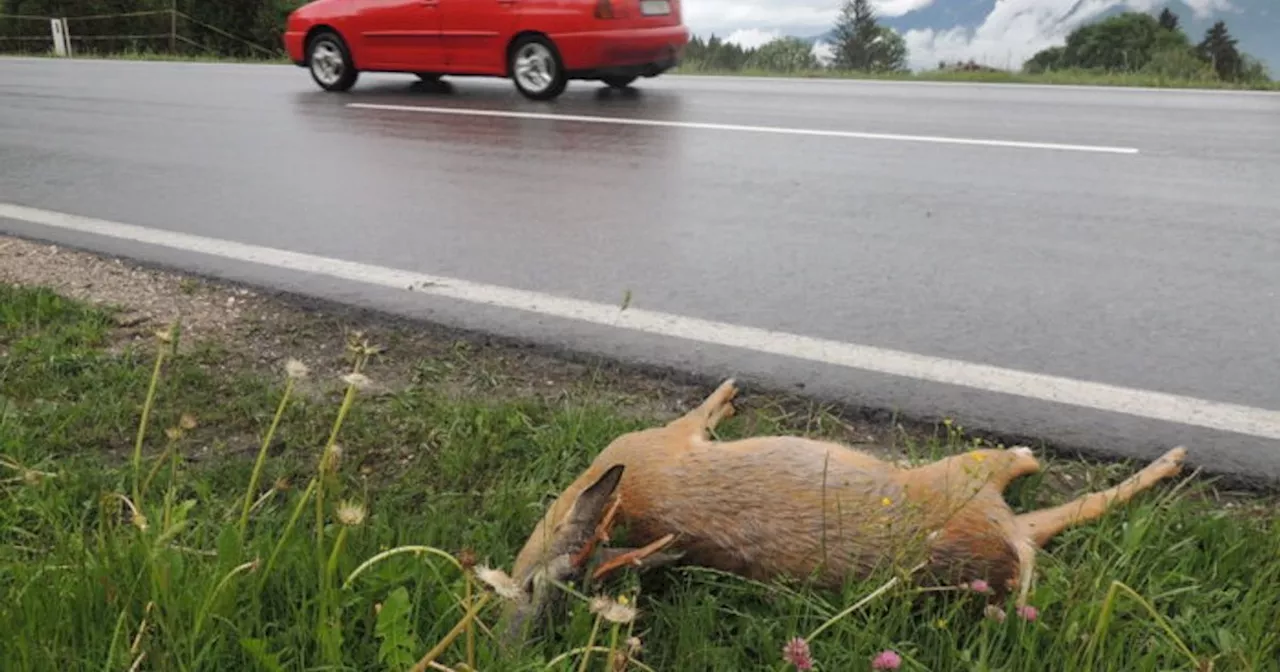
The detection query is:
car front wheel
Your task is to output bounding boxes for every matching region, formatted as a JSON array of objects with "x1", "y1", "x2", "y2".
[
  {"x1": 509, "y1": 35, "x2": 567, "y2": 101},
  {"x1": 308, "y1": 31, "x2": 358, "y2": 92}
]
